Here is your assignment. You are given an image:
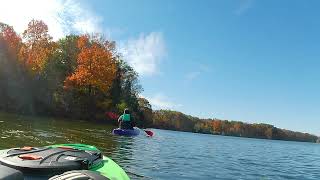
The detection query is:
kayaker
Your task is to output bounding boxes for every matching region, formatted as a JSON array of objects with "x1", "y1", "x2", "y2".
[{"x1": 118, "y1": 108, "x2": 134, "y2": 129}]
